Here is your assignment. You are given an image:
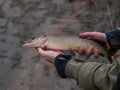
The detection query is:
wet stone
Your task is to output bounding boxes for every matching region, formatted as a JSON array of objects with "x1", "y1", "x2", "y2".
[
  {"x1": 0, "y1": 18, "x2": 7, "y2": 27},
  {"x1": 2, "y1": 0, "x2": 23, "y2": 18},
  {"x1": 0, "y1": 0, "x2": 4, "y2": 6}
]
